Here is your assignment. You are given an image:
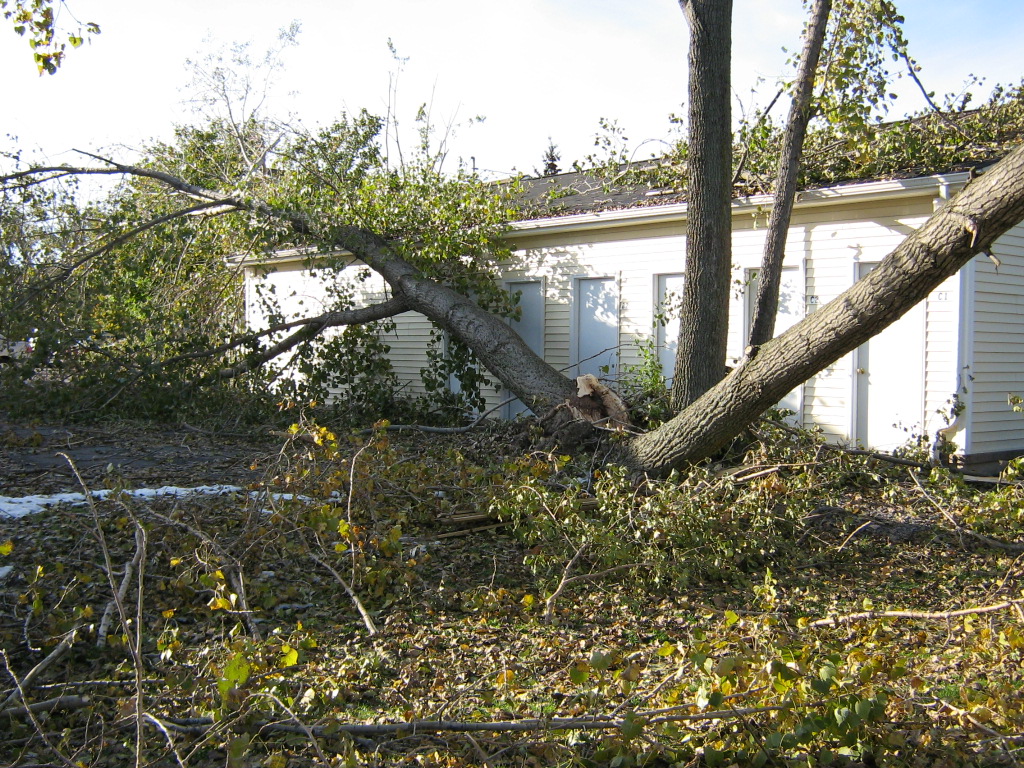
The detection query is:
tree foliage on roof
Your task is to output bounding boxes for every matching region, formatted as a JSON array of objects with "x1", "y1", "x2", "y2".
[{"x1": 738, "y1": 81, "x2": 1024, "y2": 195}]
